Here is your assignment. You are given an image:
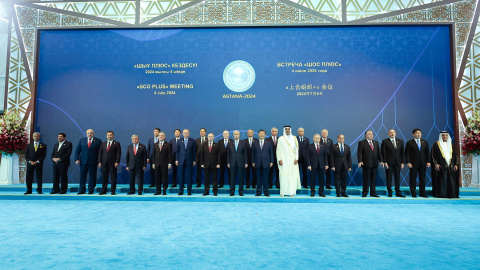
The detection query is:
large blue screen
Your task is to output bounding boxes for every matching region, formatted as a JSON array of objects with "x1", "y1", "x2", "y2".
[{"x1": 35, "y1": 25, "x2": 454, "y2": 186}]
